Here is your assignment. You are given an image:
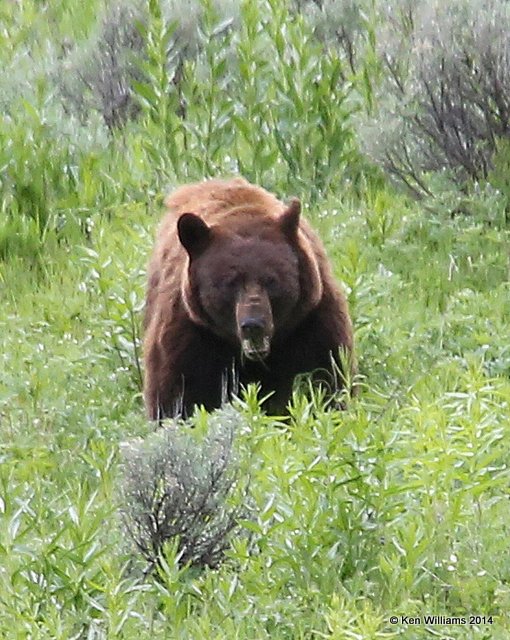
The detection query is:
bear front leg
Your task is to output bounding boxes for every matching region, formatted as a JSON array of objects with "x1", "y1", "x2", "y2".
[
  {"x1": 144, "y1": 318, "x2": 236, "y2": 419},
  {"x1": 275, "y1": 295, "x2": 355, "y2": 406},
  {"x1": 143, "y1": 333, "x2": 184, "y2": 420},
  {"x1": 260, "y1": 377, "x2": 295, "y2": 415},
  {"x1": 175, "y1": 327, "x2": 238, "y2": 415}
]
